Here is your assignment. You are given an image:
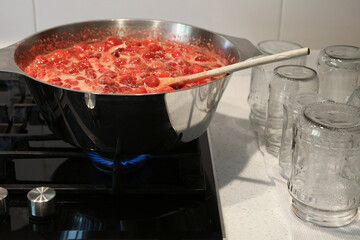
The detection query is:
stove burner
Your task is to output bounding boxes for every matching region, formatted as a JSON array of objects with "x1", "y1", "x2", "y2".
[
  {"x1": 85, "y1": 151, "x2": 149, "y2": 174},
  {"x1": 0, "y1": 75, "x2": 223, "y2": 239}
]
